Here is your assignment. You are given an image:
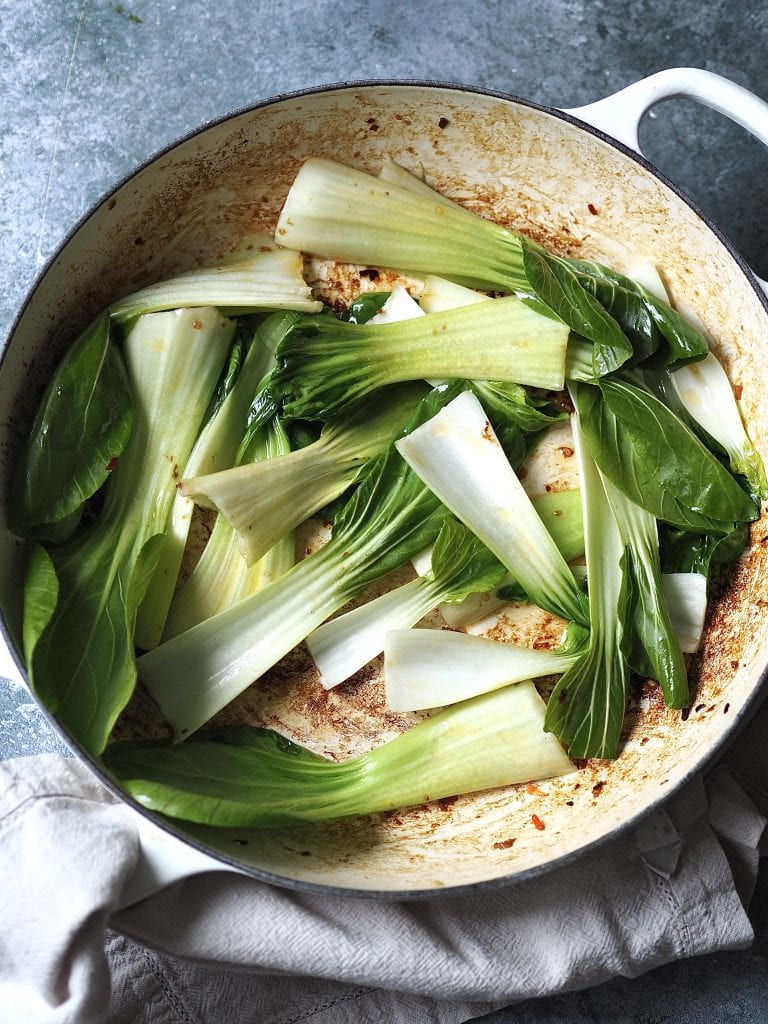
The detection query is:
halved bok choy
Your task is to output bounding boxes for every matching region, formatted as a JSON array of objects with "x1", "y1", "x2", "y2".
[
  {"x1": 261, "y1": 296, "x2": 569, "y2": 425},
  {"x1": 23, "y1": 308, "x2": 233, "y2": 756},
  {"x1": 110, "y1": 246, "x2": 321, "y2": 324},
  {"x1": 395, "y1": 390, "x2": 589, "y2": 627},
  {"x1": 306, "y1": 516, "x2": 506, "y2": 689},
  {"x1": 179, "y1": 383, "x2": 426, "y2": 566},
  {"x1": 137, "y1": 386, "x2": 464, "y2": 740},
  {"x1": 103, "y1": 682, "x2": 574, "y2": 827},
  {"x1": 385, "y1": 628, "x2": 584, "y2": 712}
]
